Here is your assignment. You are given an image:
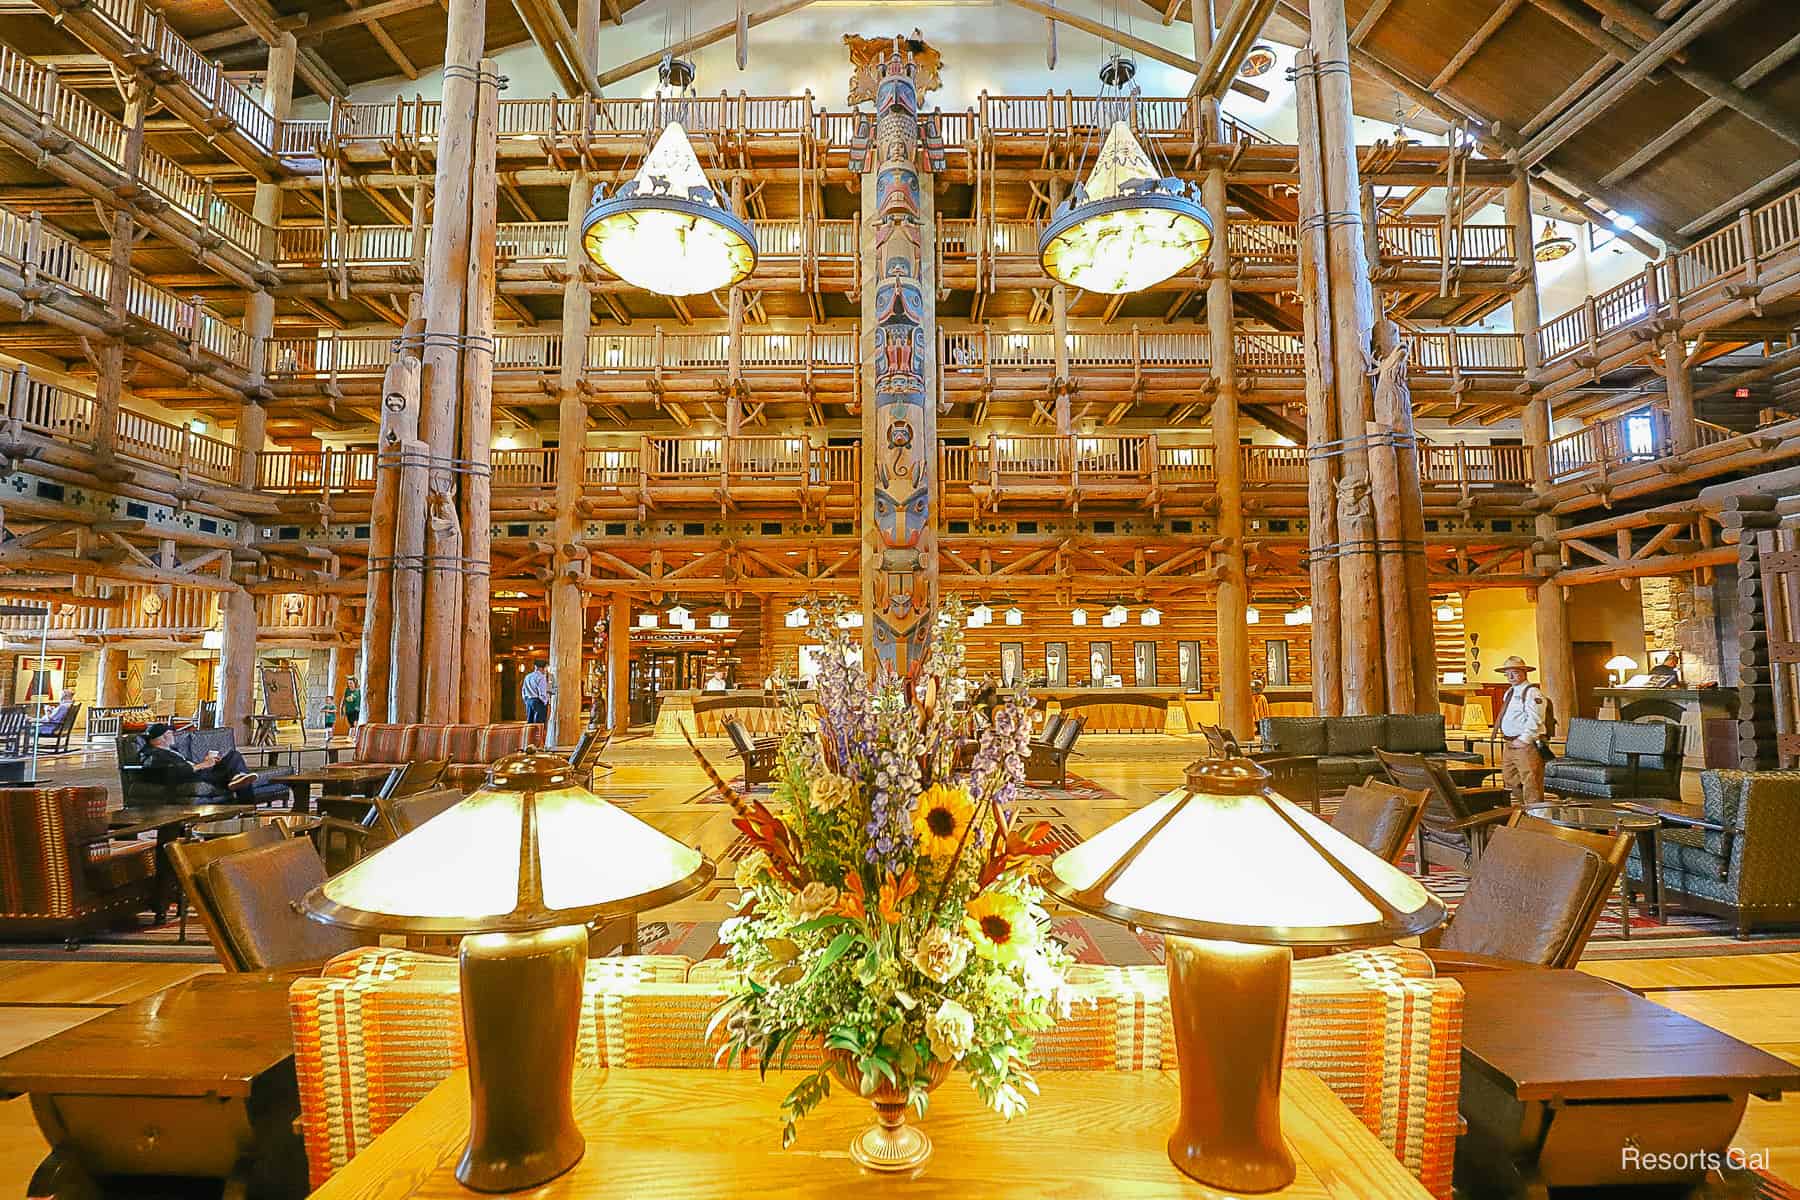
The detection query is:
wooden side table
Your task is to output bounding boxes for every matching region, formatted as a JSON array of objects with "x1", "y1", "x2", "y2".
[
  {"x1": 311, "y1": 1067, "x2": 1431, "y2": 1199},
  {"x1": 0, "y1": 972, "x2": 306, "y2": 1200}
]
